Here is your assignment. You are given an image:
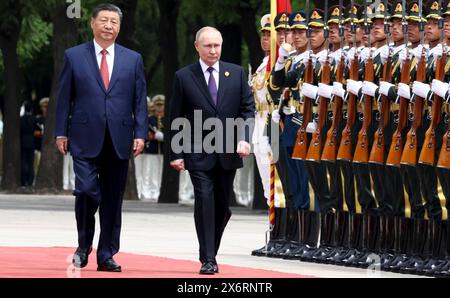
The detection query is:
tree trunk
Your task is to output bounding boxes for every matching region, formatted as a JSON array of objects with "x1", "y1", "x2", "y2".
[
  {"x1": 239, "y1": 3, "x2": 264, "y2": 71},
  {"x1": 217, "y1": 23, "x2": 242, "y2": 65},
  {"x1": 34, "y1": 5, "x2": 78, "y2": 193},
  {"x1": 0, "y1": 0, "x2": 22, "y2": 191},
  {"x1": 157, "y1": 0, "x2": 181, "y2": 204},
  {"x1": 115, "y1": 0, "x2": 138, "y2": 49}
]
